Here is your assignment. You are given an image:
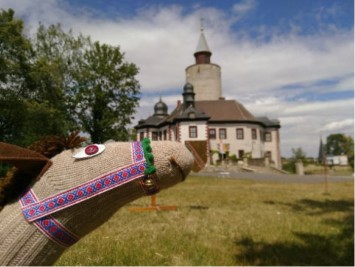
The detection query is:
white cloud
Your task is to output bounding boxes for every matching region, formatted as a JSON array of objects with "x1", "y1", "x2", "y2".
[
  {"x1": 218, "y1": 31, "x2": 353, "y2": 96},
  {"x1": 243, "y1": 97, "x2": 354, "y2": 157},
  {"x1": 320, "y1": 118, "x2": 354, "y2": 132},
  {"x1": 282, "y1": 99, "x2": 353, "y2": 116},
  {"x1": 1, "y1": 0, "x2": 353, "y2": 158},
  {"x1": 232, "y1": 0, "x2": 257, "y2": 17}
]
